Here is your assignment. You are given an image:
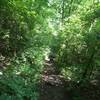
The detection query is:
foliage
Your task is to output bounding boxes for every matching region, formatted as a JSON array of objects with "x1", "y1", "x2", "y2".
[
  {"x1": 0, "y1": 0, "x2": 51, "y2": 99},
  {"x1": 51, "y1": 0, "x2": 100, "y2": 83},
  {"x1": 0, "y1": 0, "x2": 100, "y2": 99}
]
